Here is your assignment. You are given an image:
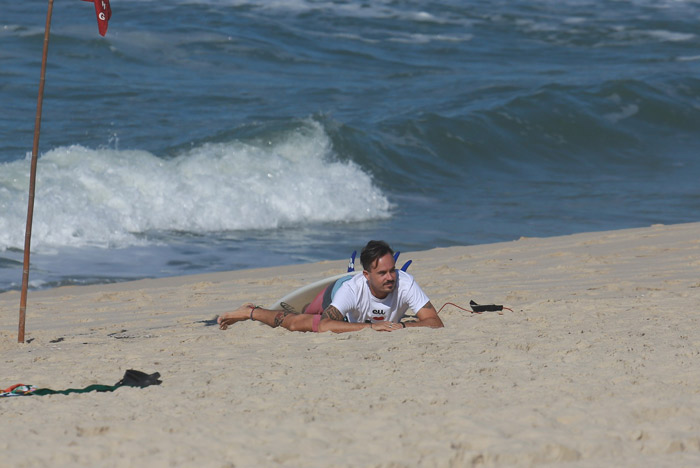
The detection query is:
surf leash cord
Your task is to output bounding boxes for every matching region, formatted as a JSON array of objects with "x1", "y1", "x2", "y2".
[{"x1": 437, "y1": 302, "x2": 514, "y2": 315}]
